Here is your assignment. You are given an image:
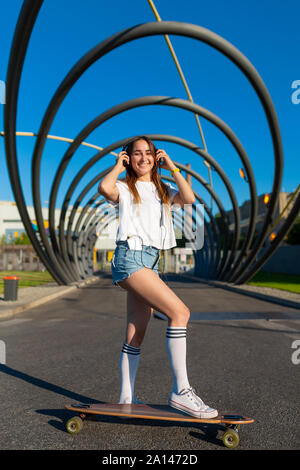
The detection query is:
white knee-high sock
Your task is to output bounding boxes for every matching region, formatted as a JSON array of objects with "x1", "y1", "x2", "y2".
[
  {"x1": 119, "y1": 342, "x2": 141, "y2": 403},
  {"x1": 166, "y1": 326, "x2": 190, "y2": 394}
]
